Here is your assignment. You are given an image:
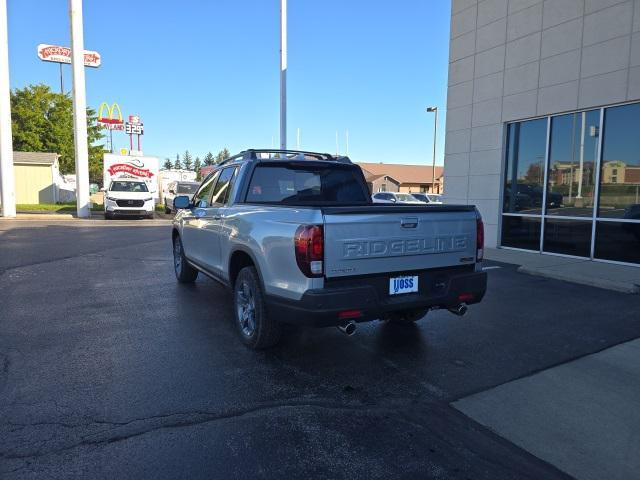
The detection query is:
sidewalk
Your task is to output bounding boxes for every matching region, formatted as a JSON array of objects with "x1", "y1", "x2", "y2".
[
  {"x1": 486, "y1": 248, "x2": 640, "y2": 294},
  {"x1": 454, "y1": 338, "x2": 640, "y2": 480}
]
